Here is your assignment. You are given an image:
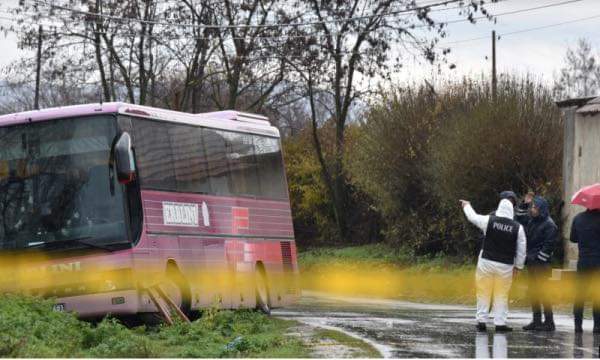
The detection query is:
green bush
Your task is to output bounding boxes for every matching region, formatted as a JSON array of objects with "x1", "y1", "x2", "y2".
[
  {"x1": 0, "y1": 295, "x2": 307, "y2": 358},
  {"x1": 428, "y1": 79, "x2": 562, "y2": 211},
  {"x1": 427, "y1": 78, "x2": 563, "y2": 255},
  {"x1": 283, "y1": 130, "x2": 337, "y2": 244},
  {"x1": 348, "y1": 78, "x2": 563, "y2": 257},
  {"x1": 283, "y1": 124, "x2": 382, "y2": 246},
  {"x1": 0, "y1": 294, "x2": 85, "y2": 357}
]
